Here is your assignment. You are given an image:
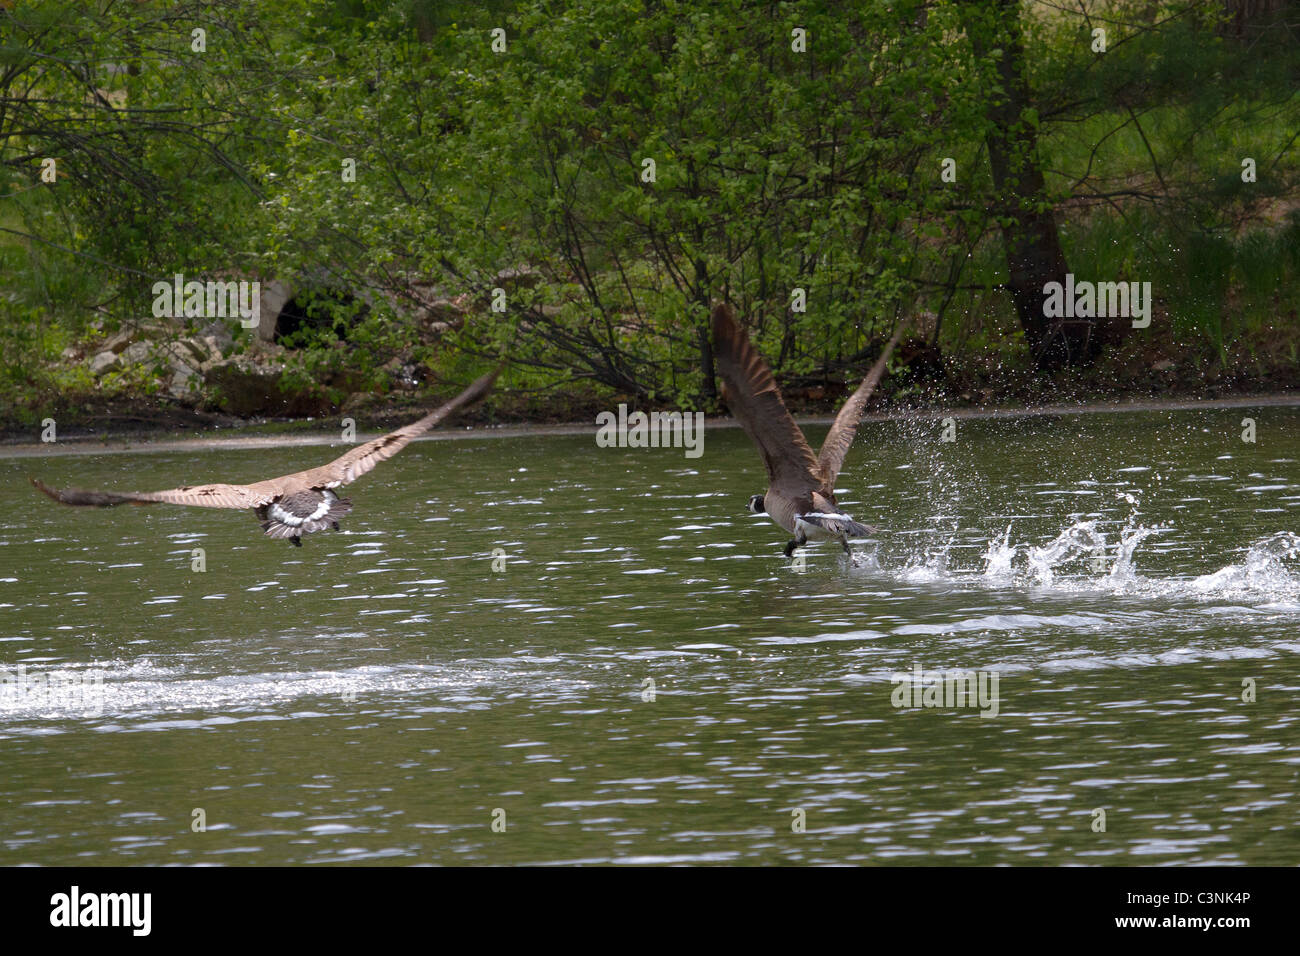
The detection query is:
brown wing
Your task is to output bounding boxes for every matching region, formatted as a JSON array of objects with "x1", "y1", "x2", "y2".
[
  {"x1": 817, "y1": 321, "x2": 905, "y2": 492},
  {"x1": 30, "y1": 365, "x2": 502, "y2": 510},
  {"x1": 270, "y1": 364, "x2": 502, "y2": 489},
  {"x1": 30, "y1": 477, "x2": 273, "y2": 509},
  {"x1": 711, "y1": 304, "x2": 822, "y2": 496}
]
